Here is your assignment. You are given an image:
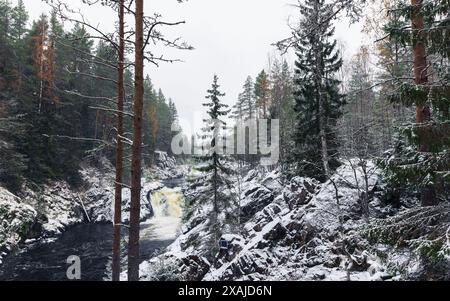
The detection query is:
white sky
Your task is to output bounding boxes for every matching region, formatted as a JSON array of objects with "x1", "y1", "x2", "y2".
[{"x1": 20, "y1": 0, "x2": 364, "y2": 136}]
